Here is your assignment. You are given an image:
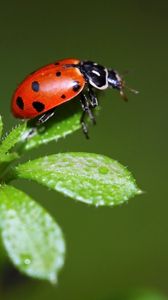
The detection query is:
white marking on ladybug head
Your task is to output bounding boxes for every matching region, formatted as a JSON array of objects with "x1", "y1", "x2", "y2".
[
  {"x1": 89, "y1": 68, "x2": 108, "y2": 90},
  {"x1": 115, "y1": 72, "x2": 122, "y2": 84},
  {"x1": 92, "y1": 70, "x2": 101, "y2": 76}
]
